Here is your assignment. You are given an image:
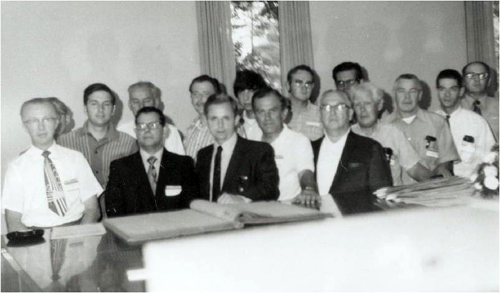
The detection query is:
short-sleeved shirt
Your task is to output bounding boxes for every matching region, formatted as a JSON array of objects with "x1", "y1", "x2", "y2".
[
  {"x1": 184, "y1": 117, "x2": 214, "y2": 160},
  {"x1": 117, "y1": 119, "x2": 186, "y2": 155},
  {"x1": 2, "y1": 143, "x2": 103, "y2": 228},
  {"x1": 436, "y1": 107, "x2": 496, "y2": 178},
  {"x1": 352, "y1": 122, "x2": 421, "y2": 186},
  {"x1": 461, "y1": 94, "x2": 499, "y2": 141},
  {"x1": 266, "y1": 126, "x2": 315, "y2": 200},
  {"x1": 384, "y1": 109, "x2": 460, "y2": 185},
  {"x1": 287, "y1": 101, "x2": 324, "y2": 141},
  {"x1": 57, "y1": 122, "x2": 137, "y2": 187}
]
